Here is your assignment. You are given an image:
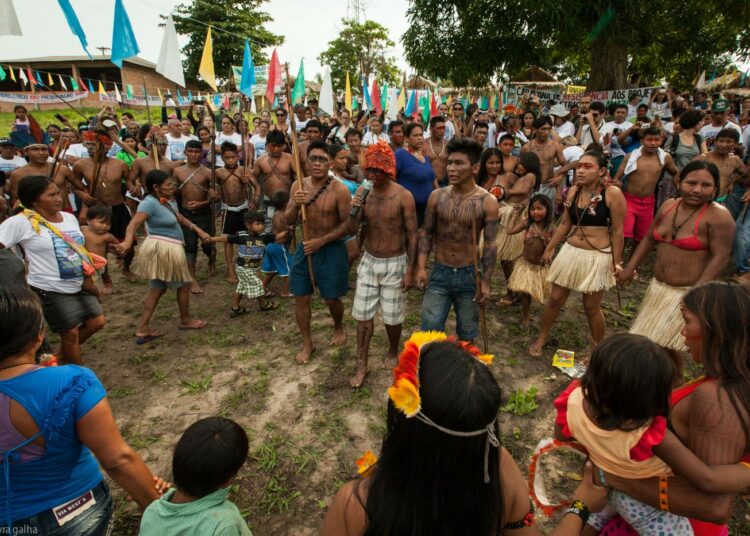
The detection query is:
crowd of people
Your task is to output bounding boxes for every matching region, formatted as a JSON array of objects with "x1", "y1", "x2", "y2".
[{"x1": 0, "y1": 84, "x2": 749, "y2": 535}]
